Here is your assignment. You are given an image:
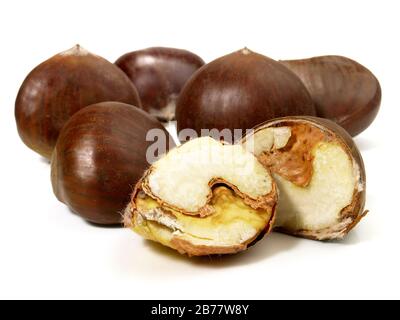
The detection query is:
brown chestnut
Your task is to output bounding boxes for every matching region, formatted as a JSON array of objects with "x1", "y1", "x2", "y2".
[
  {"x1": 51, "y1": 102, "x2": 175, "y2": 225},
  {"x1": 281, "y1": 56, "x2": 381, "y2": 136},
  {"x1": 176, "y1": 48, "x2": 315, "y2": 141},
  {"x1": 16, "y1": 45, "x2": 141, "y2": 159},
  {"x1": 115, "y1": 47, "x2": 204, "y2": 121}
]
